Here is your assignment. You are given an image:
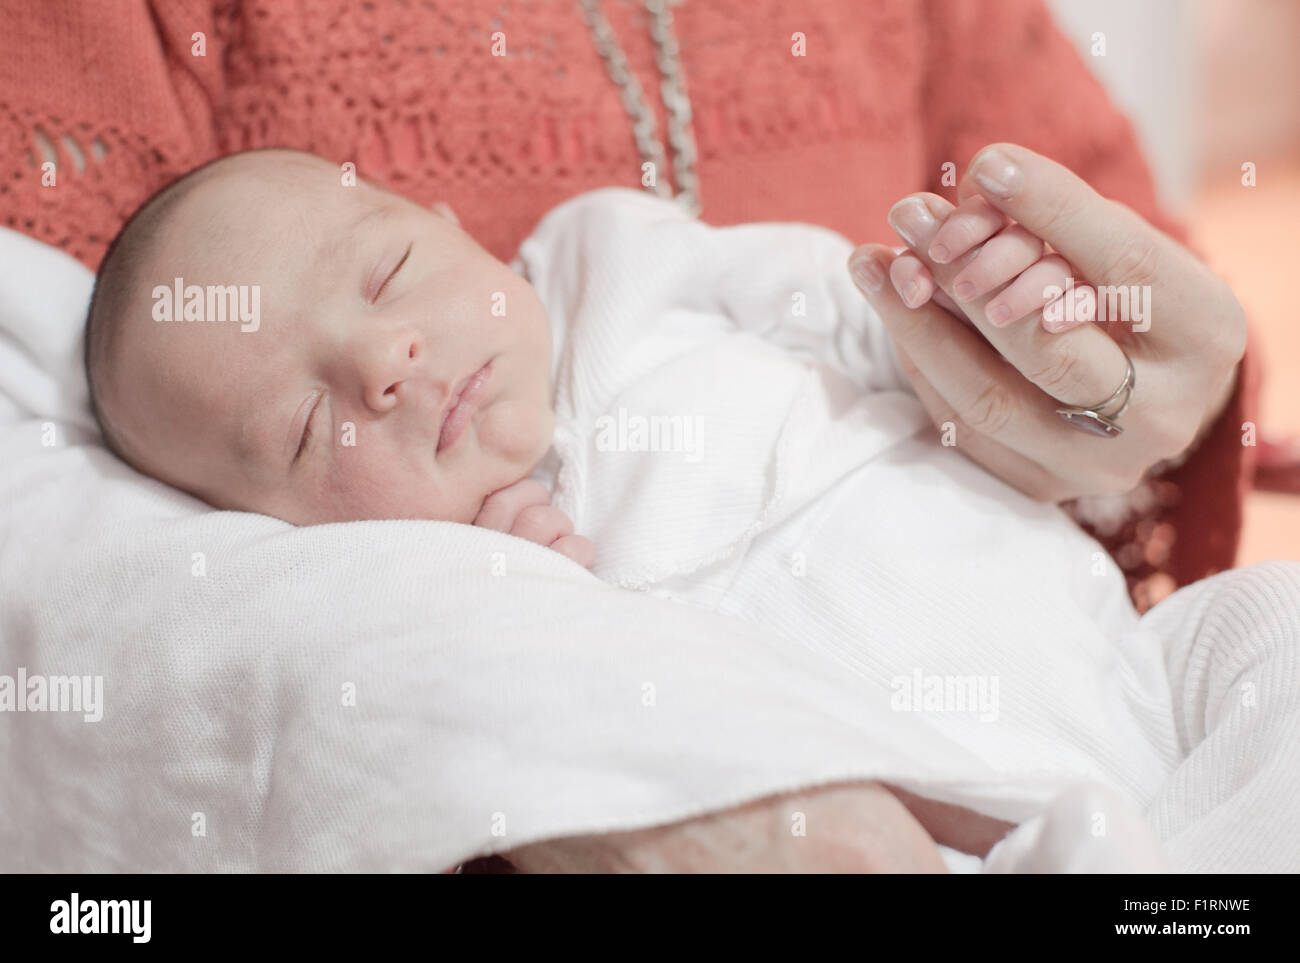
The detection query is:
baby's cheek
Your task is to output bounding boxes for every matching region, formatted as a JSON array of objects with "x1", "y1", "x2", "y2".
[
  {"x1": 321, "y1": 452, "x2": 449, "y2": 523},
  {"x1": 504, "y1": 279, "x2": 553, "y2": 353},
  {"x1": 481, "y1": 397, "x2": 553, "y2": 467}
]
